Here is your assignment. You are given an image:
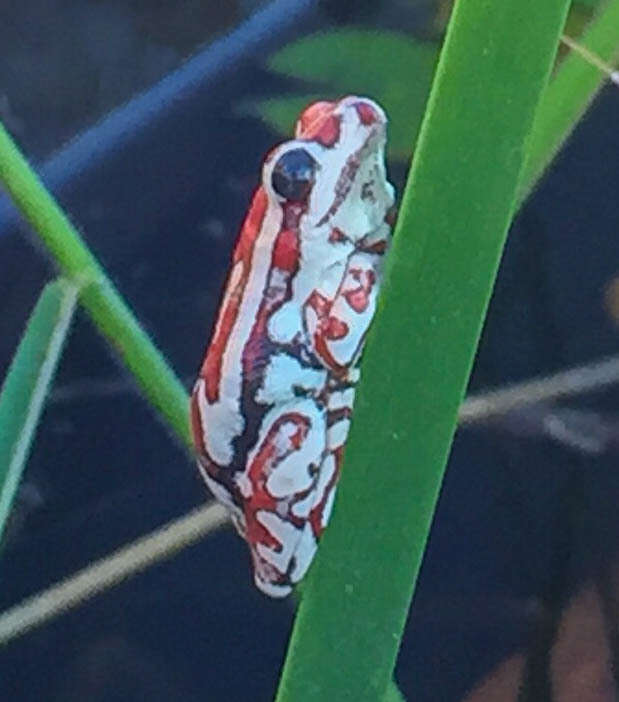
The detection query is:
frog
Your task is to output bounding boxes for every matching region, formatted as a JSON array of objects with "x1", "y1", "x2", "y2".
[{"x1": 191, "y1": 96, "x2": 395, "y2": 597}]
